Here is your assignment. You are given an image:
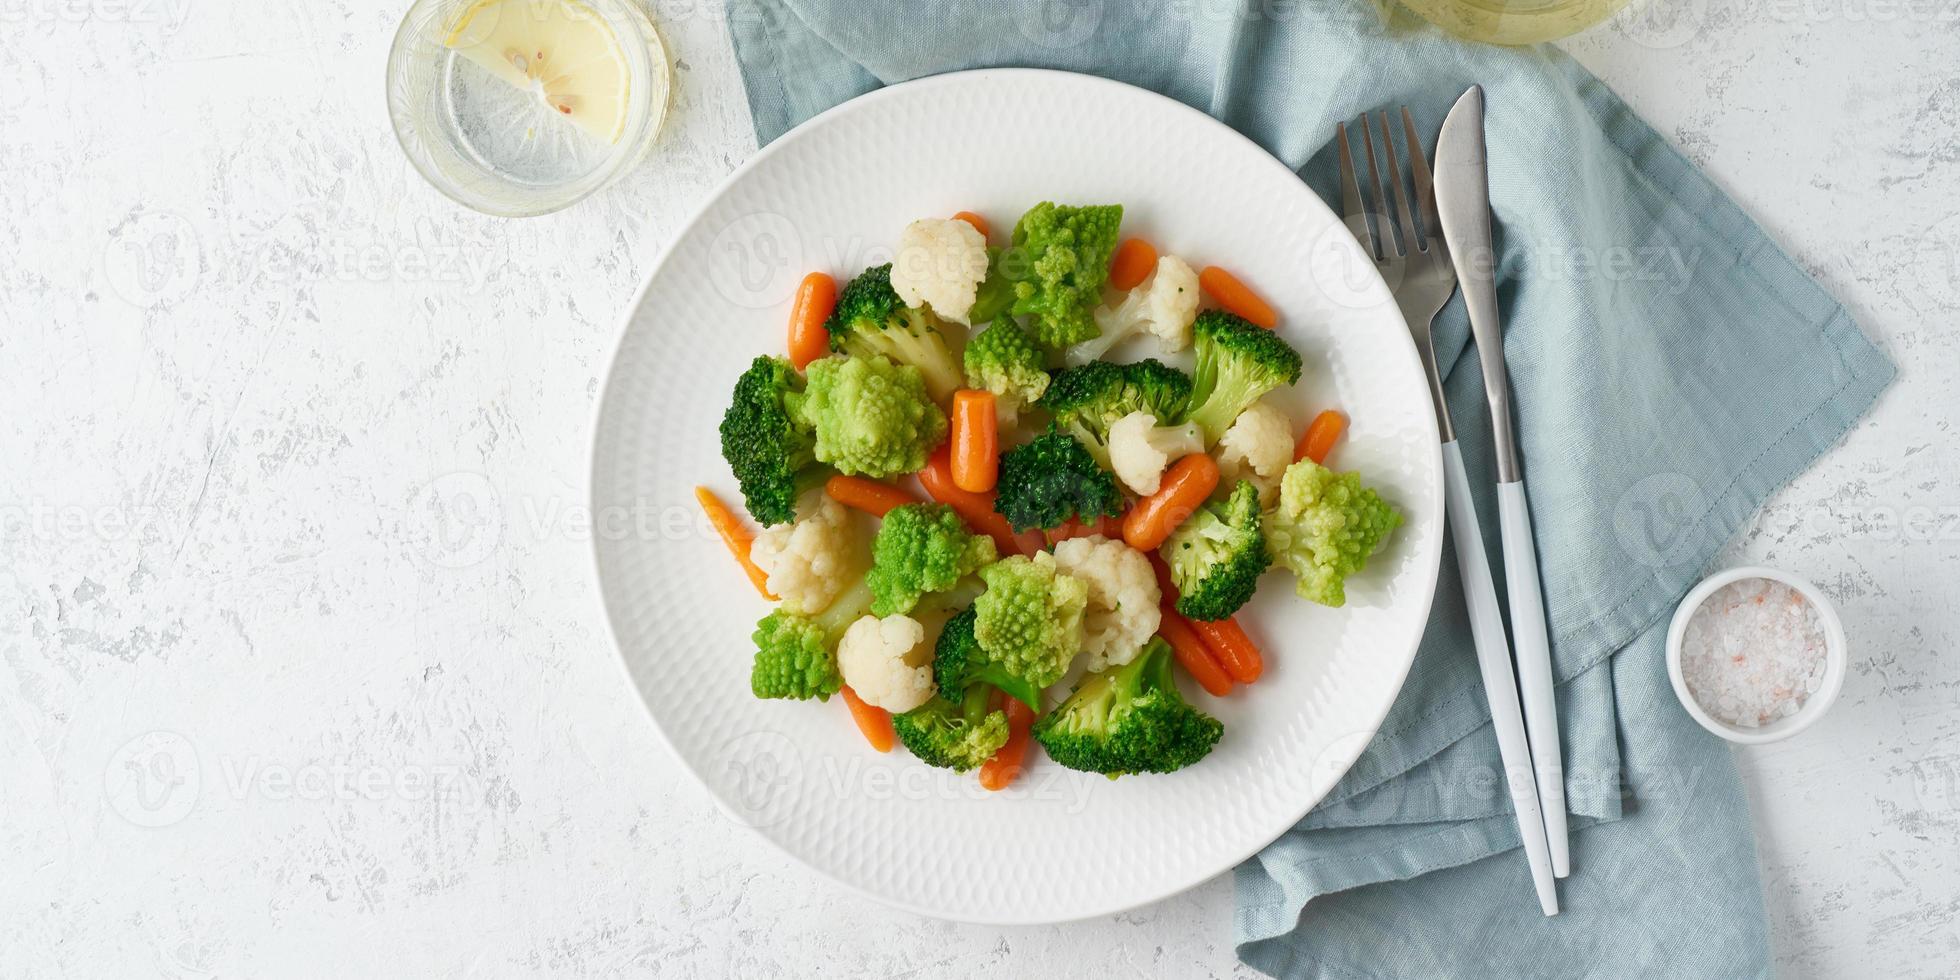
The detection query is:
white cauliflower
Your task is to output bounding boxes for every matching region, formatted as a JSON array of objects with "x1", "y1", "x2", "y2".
[
  {"x1": 748, "y1": 493, "x2": 867, "y2": 614},
  {"x1": 889, "y1": 217, "x2": 990, "y2": 325},
  {"x1": 1107, "y1": 410, "x2": 1206, "y2": 496},
  {"x1": 1067, "y1": 255, "x2": 1201, "y2": 364},
  {"x1": 836, "y1": 614, "x2": 936, "y2": 712},
  {"x1": 1050, "y1": 535, "x2": 1161, "y2": 671},
  {"x1": 1215, "y1": 399, "x2": 1296, "y2": 503}
]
